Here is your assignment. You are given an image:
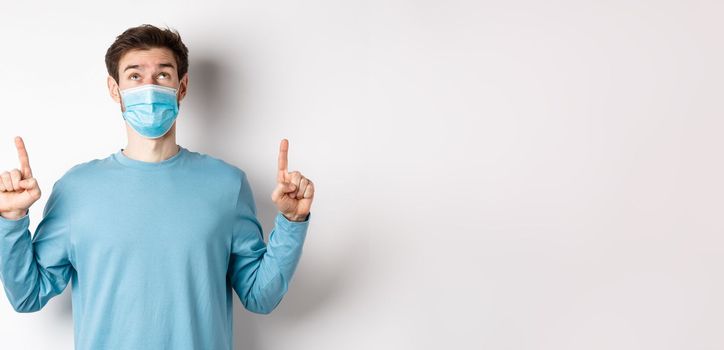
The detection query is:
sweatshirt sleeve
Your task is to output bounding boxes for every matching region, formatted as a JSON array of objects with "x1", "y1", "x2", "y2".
[
  {"x1": 227, "y1": 170, "x2": 310, "y2": 314},
  {"x1": 0, "y1": 179, "x2": 74, "y2": 313}
]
